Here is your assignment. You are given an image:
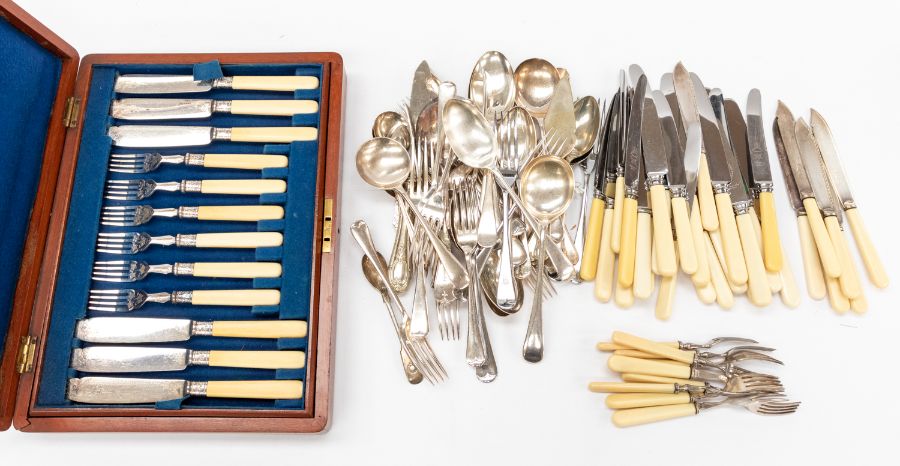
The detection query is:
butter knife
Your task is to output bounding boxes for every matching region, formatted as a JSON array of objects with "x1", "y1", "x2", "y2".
[
  {"x1": 112, "y1": 98, "x2": 318, "y2": 120},
  {"x1": 76, "y1": 317, "x2": 307, "y2": 343},
  {"x1": 639, "y1": 91, "x2": 677, "y2": 278},
  {"x1": 109, "y1": 125, "x2": 317, "y2": 147},
  {"x1": 744, "y1": 90, "x2": 783, "y2": 272},
  {"x1": 617, "y1": 73, "x2": 647, "y2": 288},
  {"x1": 68, "y1": 377, "x2": 302, "y2": 403},
  {"x1": 114, "y1": 74, "x2": 318, "y2": 94}
]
